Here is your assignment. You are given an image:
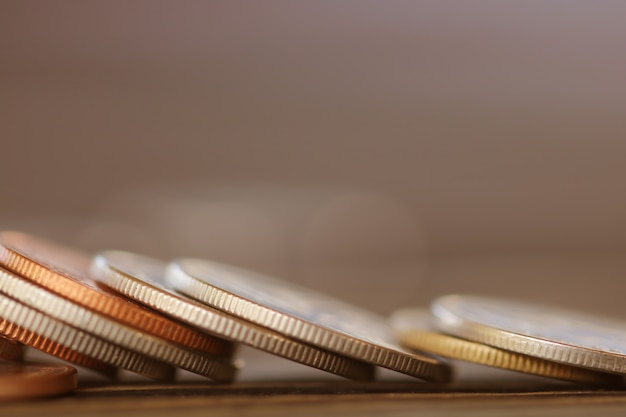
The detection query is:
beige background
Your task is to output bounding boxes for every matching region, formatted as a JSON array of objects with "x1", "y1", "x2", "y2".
[{"x1": 2, "y1": 1, "x2": 626, "y2": 316}]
